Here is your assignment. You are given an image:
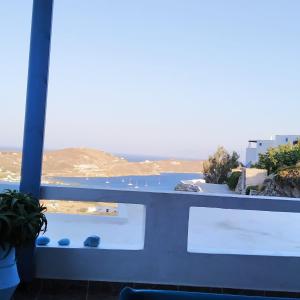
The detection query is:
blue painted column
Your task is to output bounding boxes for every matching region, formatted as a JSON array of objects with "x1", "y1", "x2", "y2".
[{"x1": 19, "y1": 0, "x2": 54, "y2": 282}]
